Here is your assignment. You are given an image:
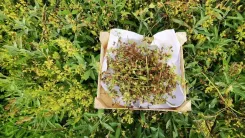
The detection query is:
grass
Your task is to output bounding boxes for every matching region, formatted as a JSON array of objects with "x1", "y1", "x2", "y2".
[{"x1": 0, "y1": 0, "x2": 244, "y2": 137}]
